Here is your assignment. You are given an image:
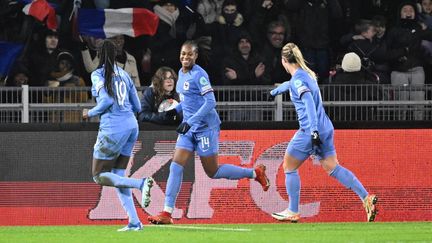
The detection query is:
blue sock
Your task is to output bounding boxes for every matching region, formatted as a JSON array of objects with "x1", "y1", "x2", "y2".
[
  {"x1": 96, "y1": 172, "x2": 143, "y2": 189},
  {"x1": 112, "y1": 168, "x2": 140, "y2": 225},
  {"x1": 330, "y1": 165, "x2": 368, "y2": 200},
  {"x1": 285, "y1": 170, "x2": 301, "y2": 213},
  {"x1": 212, "y1": 164, "x2": 254, "y2": 179},
  {"x1": 165, "y1": 162, "x2": 183, "y2": 209}
]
